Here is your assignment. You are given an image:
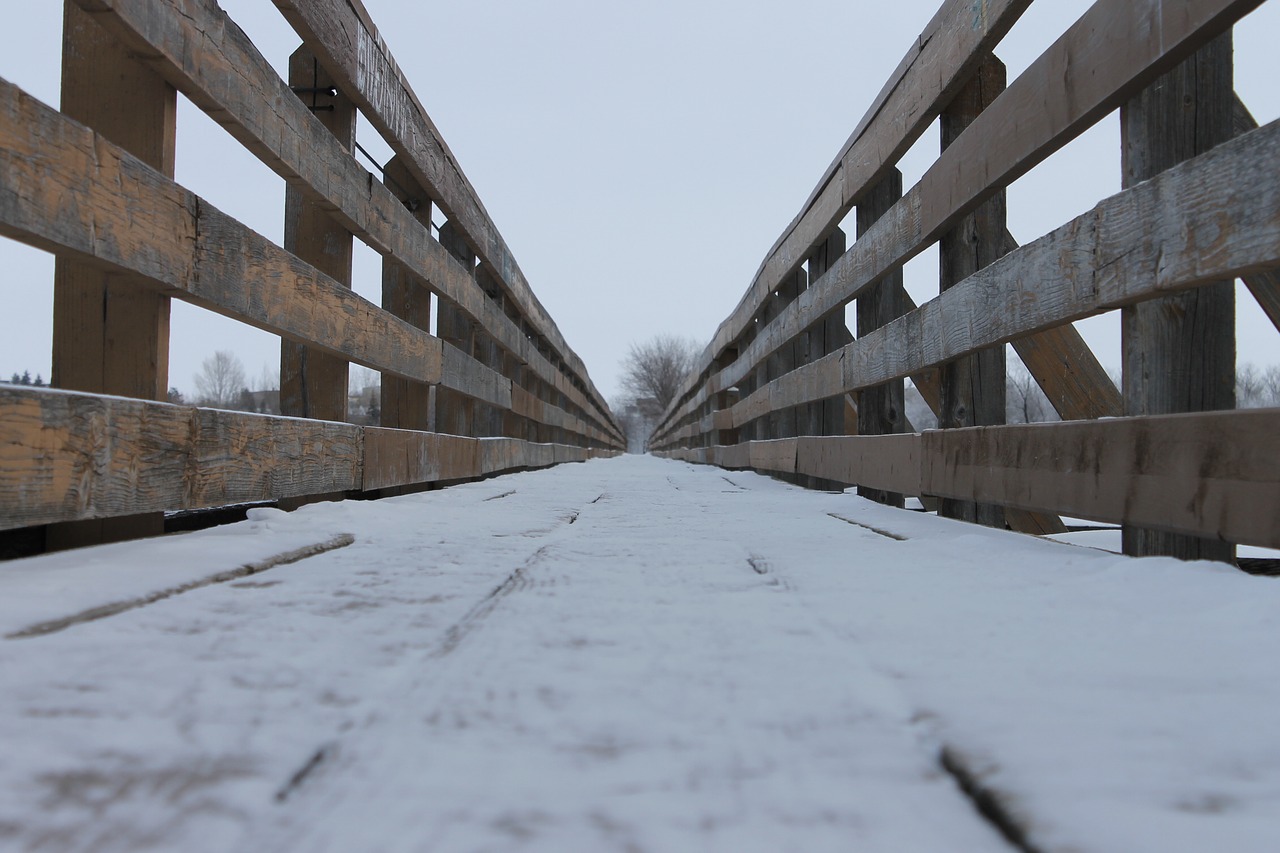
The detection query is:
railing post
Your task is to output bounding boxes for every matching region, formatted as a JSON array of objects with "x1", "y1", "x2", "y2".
[
  {"x1": 810, "y1": 230, "x2": 853, "y2": 439},
  {"x1": 48, "y1": 1, "x2": 177, "y2": 548},
  {"x1": 856, "y1": 169, "x2": 908, "y2": 507},
  {"x1": 380, "y1": 157, "x2": 433, "y2": 433},
  {"x1": 712, "y1": 347, "x2": 739, "y2": 449},
  {"x1": 474, "y1": 266, "x2": 507, "y2": 437},
  {"x1": 281, "y1": 46, "x2": 355, "y2": 423},
  {"x1": 1120, "y1": 34, "x2": 1236, "y2": 563},
  {"x1": 937, "y1": 54, "x2": 1008, "y2": 528},
  {"x1": 436, "y1": 221, "x2": 477, "y2": 437}
]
